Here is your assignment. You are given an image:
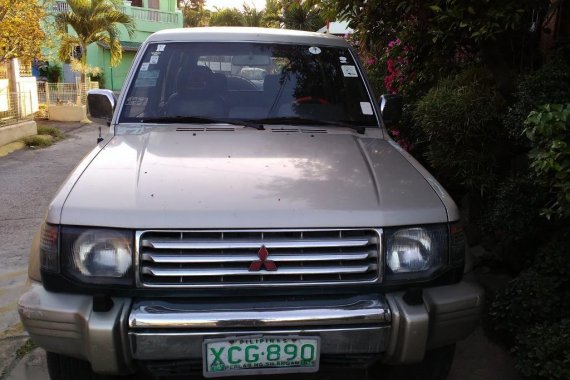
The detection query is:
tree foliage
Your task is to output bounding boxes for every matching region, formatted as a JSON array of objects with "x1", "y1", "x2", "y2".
[
  {"x1": 262, "y1": 0, "x2": 282, "y2": 28},
  {"x1": 179, "y1": 0, "x2": 209, "y2": 27},
  {"x1": 200, "y1": 1, "x2": 325, "y2": 30},
  {"x1": 209, "y1": 7, "x2": 245, "y2": 26},
  {"x1": 0, "y1": 0, "x2": 45, "y2": 62},
  {"x1": 413, "y1": 67, "x2": 507, "y2": 194},
  {"x1": 242, "y1": 3, "x2": 265, "y2": 27},
  {"x1": 525, "y1": 103, "x2": 570, "y2": 219},
  {"x1": 323, "y1": 0, "x2": 549, "y2": 96},
  {"x1": 281, "y1": 0, "x2": 324, "y2": 31},
  {"x1": 55, "y1": 0, "x2": 135, "y2": 81}
]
